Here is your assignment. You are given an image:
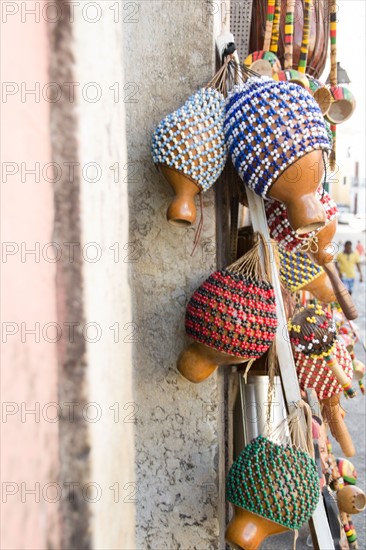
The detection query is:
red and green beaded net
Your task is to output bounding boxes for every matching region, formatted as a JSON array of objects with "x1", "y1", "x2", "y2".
[
  {"x1": 185, "y1": 233, "x2": 278, "y2": 359},
  {"x1": 226, "y1": 436, "x2": 320, "y2": 530}
]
